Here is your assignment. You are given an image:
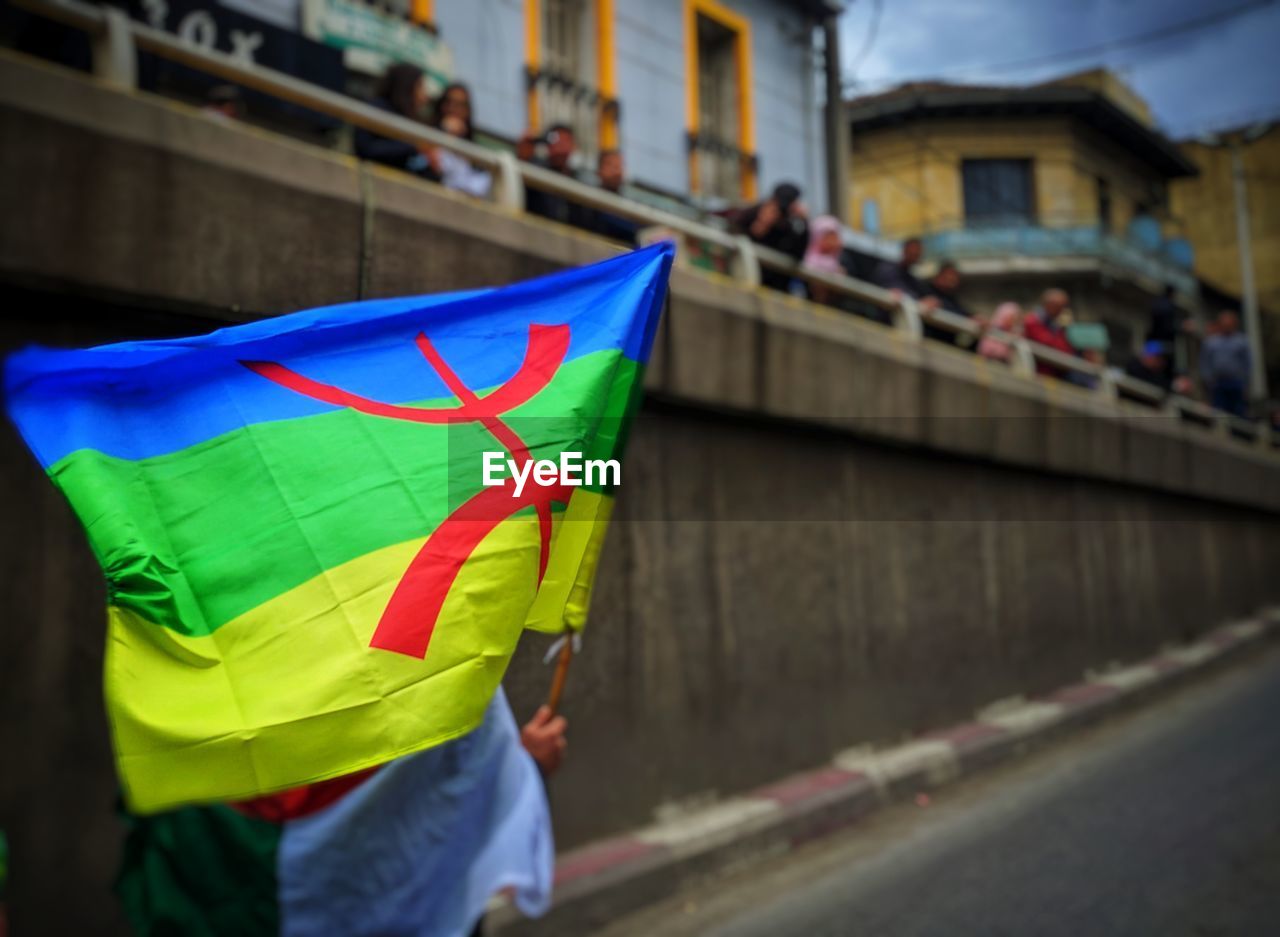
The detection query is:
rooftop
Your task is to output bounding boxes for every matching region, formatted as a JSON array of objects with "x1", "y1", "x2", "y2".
[{"x1": 845, "y1": 77, "x2": 1198, "y2": 179}]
